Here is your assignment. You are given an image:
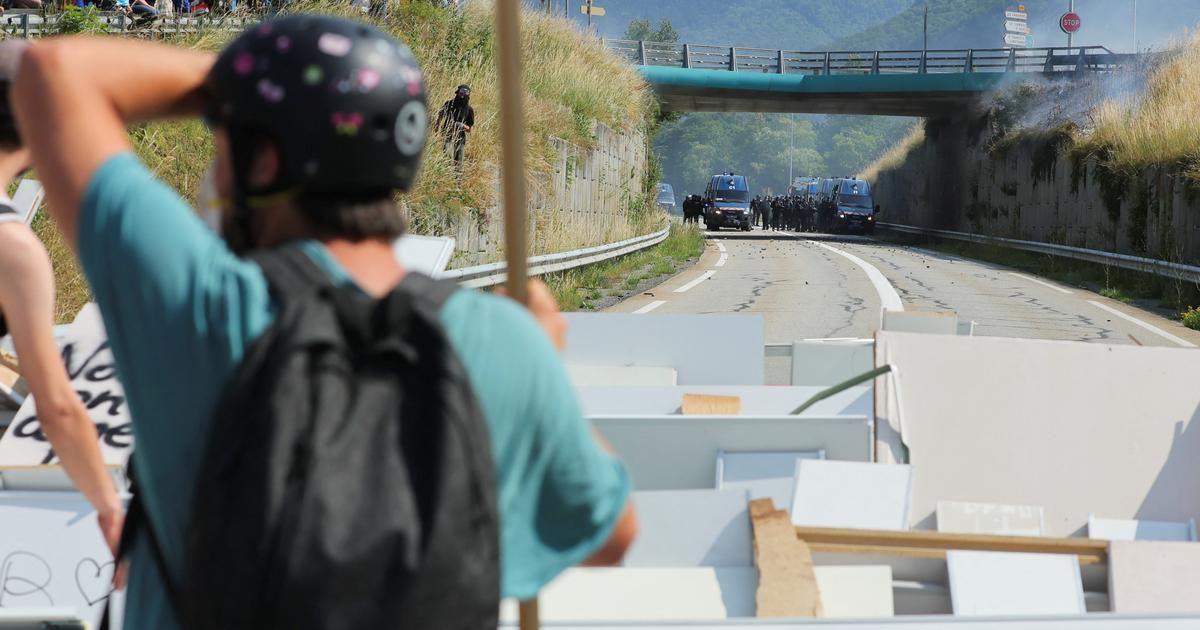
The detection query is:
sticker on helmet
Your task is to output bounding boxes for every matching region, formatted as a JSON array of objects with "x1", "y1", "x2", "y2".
[
  {"x1": 257, "y1": 79, "x2": 285, "y2": 103},
  {"x1": 318, "y1": 33, "x2": 353, "y2": 57},
  {"x1": 233, "y1": 52, "x2": 254, "y2": 76},
  {"x1": 357, "y1": 68, "x2": 381, "y2": 92},
  {"x1": 303, "y1": 65, "x2": 324, "y2": 85},
  {"x1": 276, "y1": 35, "x2": 291, "y2": 52},
  {"x1": 332, "y1": 112, "x2": 364, "y2": 136},
  {"x1": 394, "y1": 100, "x2": 427, "y2": 156}
]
